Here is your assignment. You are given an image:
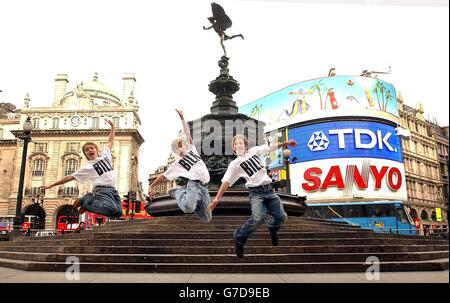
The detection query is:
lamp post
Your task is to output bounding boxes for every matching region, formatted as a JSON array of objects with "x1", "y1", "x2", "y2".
[
  {"x1": 12, "y1": 117, "x2": 33, "y2": 236},
  {"x1": 282, "y1": 148, "x2": 291, "y2": 194}
]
